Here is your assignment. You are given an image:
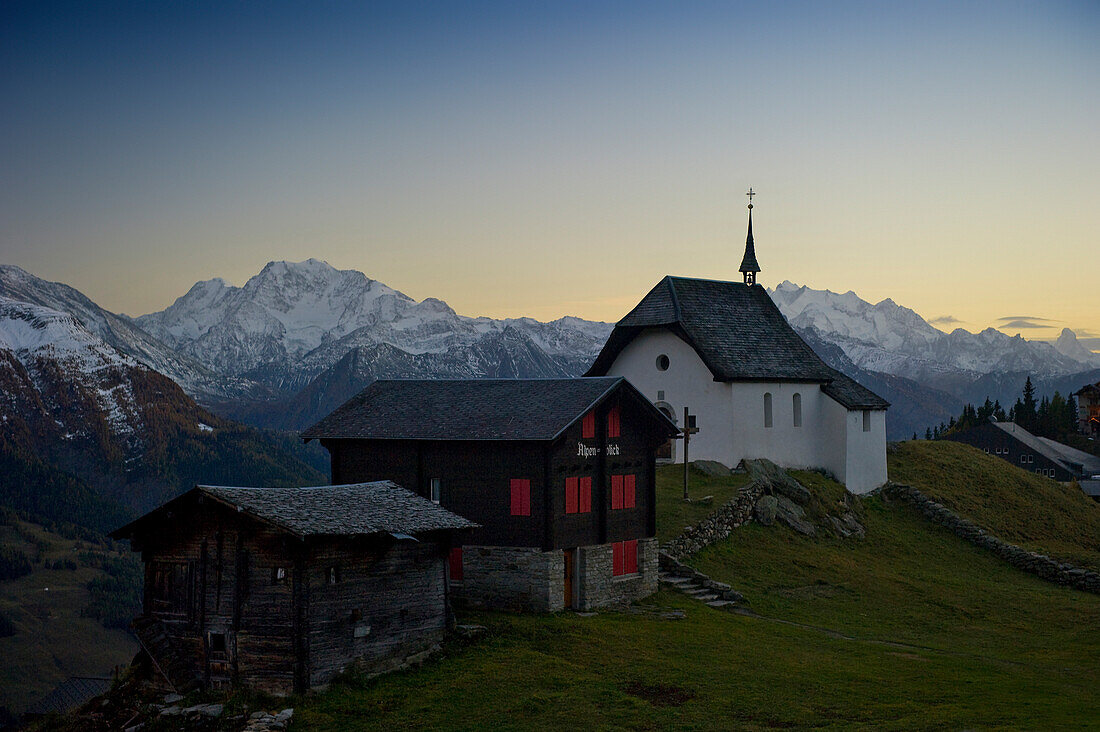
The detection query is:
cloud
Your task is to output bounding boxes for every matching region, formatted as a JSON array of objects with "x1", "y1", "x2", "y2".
[
  {"x1": 929, "y1": 315, "x2": 963, "y2": 326},
  {"x1": 996, "y1": 317, "x2": 1058, "y2": 330}
]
